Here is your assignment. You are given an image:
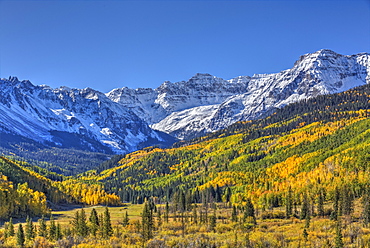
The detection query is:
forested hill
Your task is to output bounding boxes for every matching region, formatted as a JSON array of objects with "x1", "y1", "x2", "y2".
[
  {"x1": 88, "y1": 83, "x2": 370, "y2": 208},
  {"x1": 0, "y1": 156, "x2": 121, "y2": 220}
]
